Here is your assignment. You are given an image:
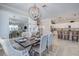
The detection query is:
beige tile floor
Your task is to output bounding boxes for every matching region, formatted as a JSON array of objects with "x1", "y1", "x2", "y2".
[{"x1": 47, "y1": 39, "x2": 79, "y2": 56}]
